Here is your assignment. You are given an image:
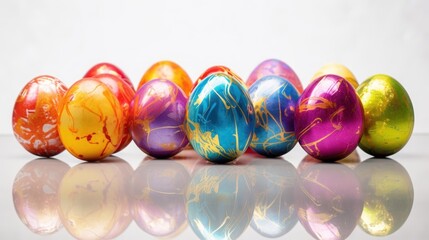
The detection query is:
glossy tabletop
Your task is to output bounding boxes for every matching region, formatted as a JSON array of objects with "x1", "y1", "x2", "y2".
[{"x1": 1, "y1": 134, "x2": 427, "y2": 239}]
